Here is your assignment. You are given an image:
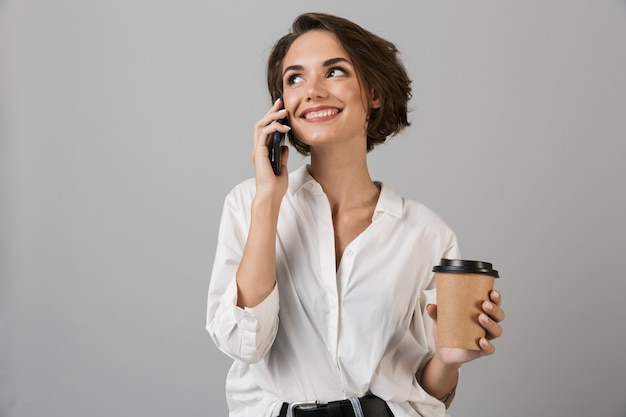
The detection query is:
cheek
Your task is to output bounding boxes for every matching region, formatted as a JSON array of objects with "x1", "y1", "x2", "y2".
[
  {"x1": 341, "y1": 84, "x2": 370, "y2": 112},
  {"x1": 282, "y1": 94, "x2": 299, "y2": 121}
]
